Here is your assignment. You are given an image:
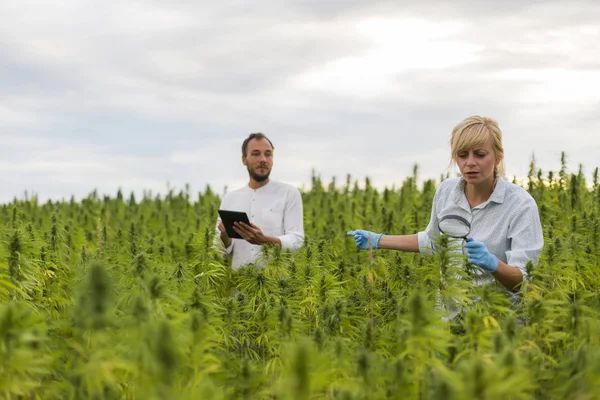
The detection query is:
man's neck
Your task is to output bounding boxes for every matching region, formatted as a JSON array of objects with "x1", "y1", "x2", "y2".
[{"x1": 249, "y1": 178, "x2": 270, "y2": 190}]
